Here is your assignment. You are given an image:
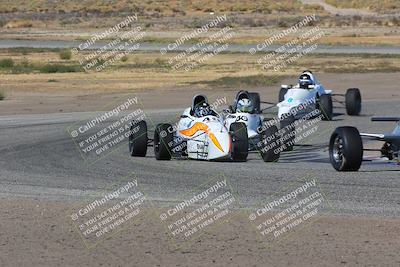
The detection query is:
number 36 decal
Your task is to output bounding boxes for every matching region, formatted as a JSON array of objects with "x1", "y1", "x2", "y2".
[{"x1": 236, "y1": 116, "x2": 248, "y2": 122}]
